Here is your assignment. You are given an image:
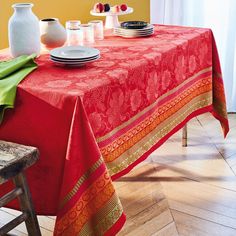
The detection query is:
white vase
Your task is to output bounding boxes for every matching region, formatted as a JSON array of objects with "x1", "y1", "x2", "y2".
[
  {"x1": 8, "y1": 3, "x2": 41, "y2": 57},
  {"x1": 39, "y1": 18, "x2": 67, "y2": 49}
]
